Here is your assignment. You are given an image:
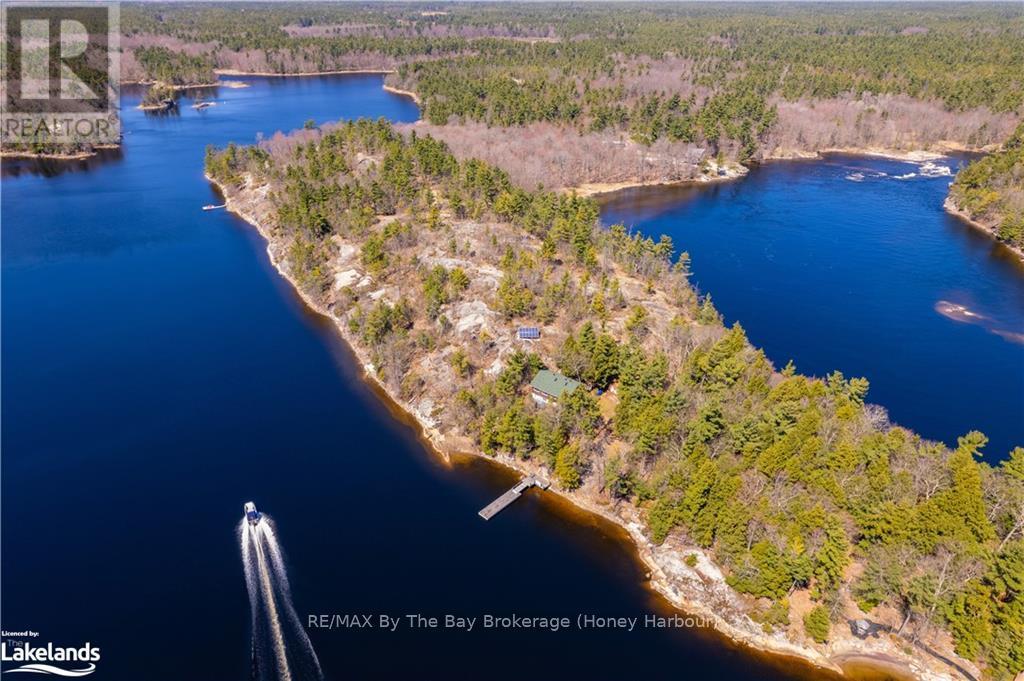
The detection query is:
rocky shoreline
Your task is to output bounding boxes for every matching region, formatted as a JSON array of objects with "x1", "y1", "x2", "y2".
[
  {"x1": 382, "y1": 84, "x2": 422, "y2": 105},
  {"x1": 570, "y1": 161, "x2": 749, "y2": 198},
  {"x1": 0, "y1": 143, "x2": 120, "y2": 161},
  {"x1": 943, "y1": 196, "x2": 1024, "y2": 263},
  {"x1": 207, "y1": 170, "x2": 974, "y2": 681},
  {"x1": 213, "y1": 68, "x2": 396, "y2": 77},
  {"x1": 765, "y1": 143, "x2": 989, "y2": 163}
]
